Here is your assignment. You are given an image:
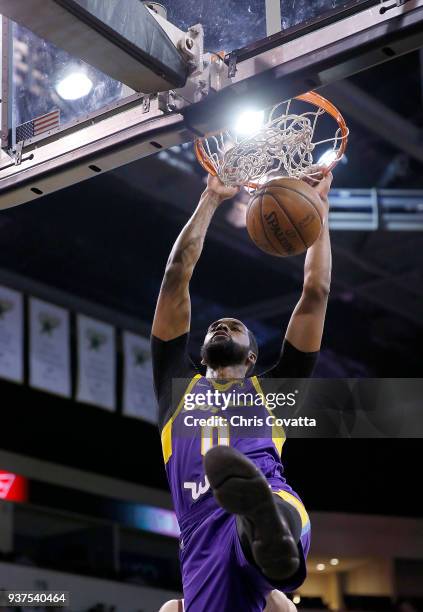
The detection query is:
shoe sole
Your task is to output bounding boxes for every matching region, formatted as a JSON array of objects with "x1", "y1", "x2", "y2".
[{"x1": 204, "y1": 445, "x2": 300, "y2": 581}]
